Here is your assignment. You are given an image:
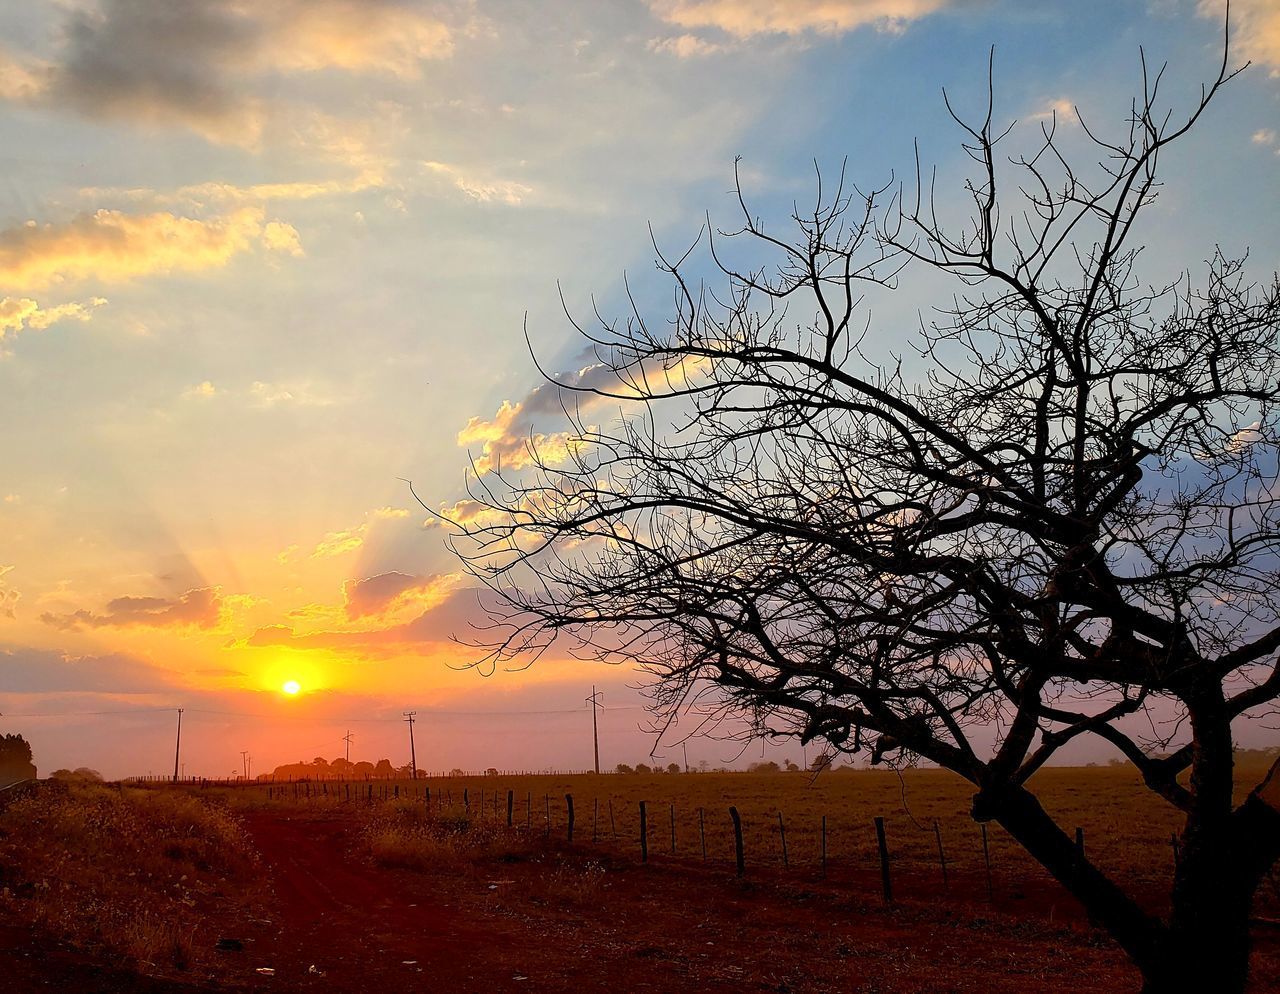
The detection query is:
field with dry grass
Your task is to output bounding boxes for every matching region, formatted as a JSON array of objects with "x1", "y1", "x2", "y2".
[
  {"x1": 207, "y1": 757, "x2": 1280, "y2": 923},
  {"x1": 0, "y1": 781, "x2": 263, "y2": 981},
  {"x1": 1, "y1": 763, "x2": 1278, "y2": 992}
]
